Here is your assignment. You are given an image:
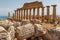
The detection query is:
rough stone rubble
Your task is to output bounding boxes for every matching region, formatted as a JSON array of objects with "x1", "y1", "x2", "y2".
[{"x1": 0, "y1": 19, "x2": 60, "y2": 40}]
